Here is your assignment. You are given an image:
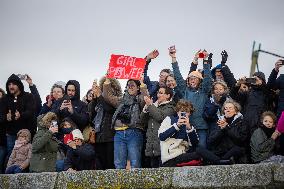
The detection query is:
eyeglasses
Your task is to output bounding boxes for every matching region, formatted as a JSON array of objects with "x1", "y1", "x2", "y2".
[{"x1": 127, "y1": 84, "x2": 136, "y2": 88}]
